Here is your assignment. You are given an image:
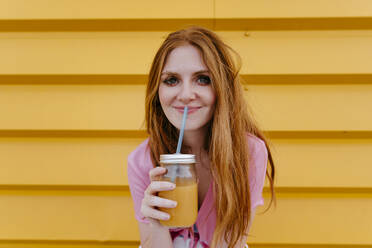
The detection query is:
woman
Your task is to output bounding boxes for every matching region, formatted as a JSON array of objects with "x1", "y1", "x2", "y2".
[{"x1": 127, "y1": 26, "x2": 276, "y2": 248}]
